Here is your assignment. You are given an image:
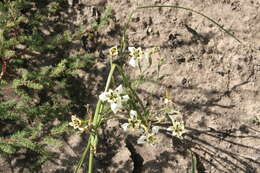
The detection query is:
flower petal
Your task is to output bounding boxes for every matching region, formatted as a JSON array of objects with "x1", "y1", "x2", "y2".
[
  {"x1": 166, "y1": 127, "x2": 172, "y2": 131},
  {"x1": 129, "y1": 110, "x2": 137, "y2": 119},
  {"x1": 129, "y1": 57, "x2": 138, "y2": 67},
  {"x1": 68, "y1": 122, "x2": 74, "y2": 127},
  {"x1": 122, "y1": 95, "x2": 129, "y2": 102},
  {"x1": 121, "y1": 123, "x2": 129, "y2": 131},
  {"x1": 137, "y1": 135, "x2": 146, "y2": 144},
  {"x1": 71, "y1": 115, "x2": 77, "y2": 120},
  {"x1": 78, "y1": 126, "x2": 86, "y2": 131},
  {"x1": 111, "y1": 102, "x2": 122, "y2": 113},
  {"x1": 128, "y1": 47, "x2": 135, "y2": 54},
  {"x1": 115, "y1": 85, "x2": 123, "y2": 93},
  {"x1": 99, "y1": 92, "x2": 108, "y2": 101},
  {"x1": 152, "y1": 126, "x2": 160, "y2": 134}
]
